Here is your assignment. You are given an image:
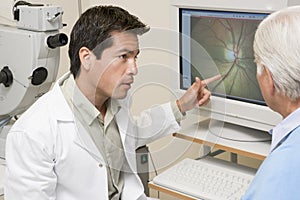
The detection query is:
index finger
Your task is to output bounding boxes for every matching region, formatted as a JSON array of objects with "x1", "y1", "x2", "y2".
[{"x1": 201, "y1": 74, "x2": 222, "y2": 87}]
